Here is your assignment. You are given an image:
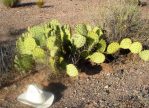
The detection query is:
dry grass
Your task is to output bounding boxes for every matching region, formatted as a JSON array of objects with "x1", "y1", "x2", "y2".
[{"x1": 98, "y1": 0, "x2": 149, "y2": 46}]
